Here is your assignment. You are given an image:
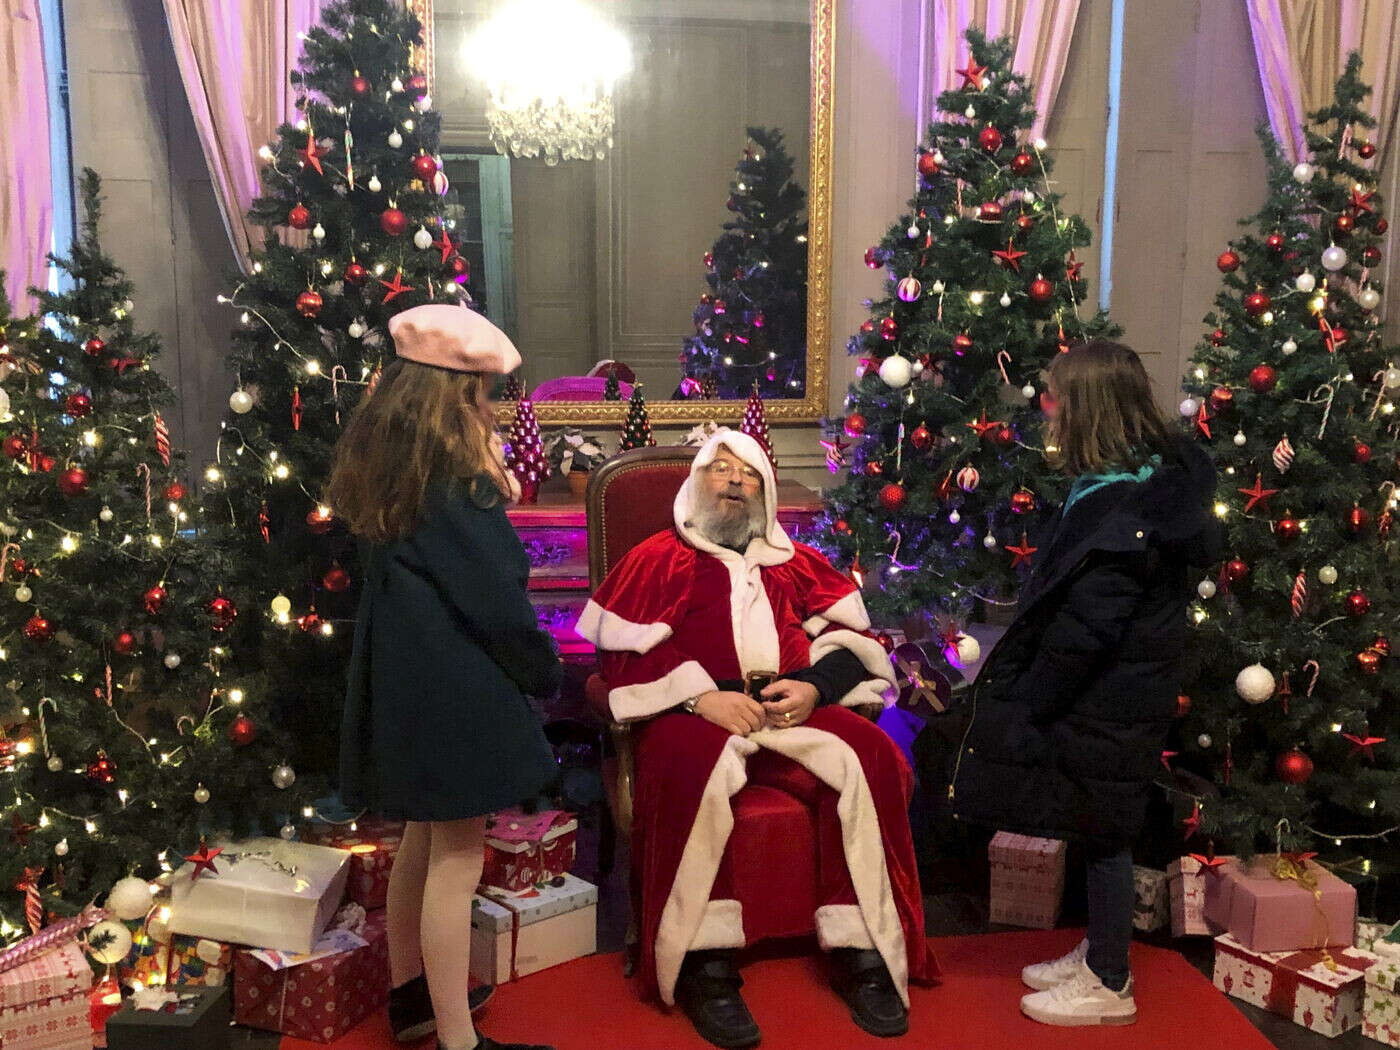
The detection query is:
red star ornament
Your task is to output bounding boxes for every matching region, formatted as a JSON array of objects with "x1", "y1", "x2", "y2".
[
  {"x1": 184, "y1": 840, "x2": 224, "y2": 881},
  {"x1": 992, "y1": 240, "x2": 1028, "y2": 273},
  {"x1": 1238, "y1": 474, "x2": 1279, "y2": 513},
  {"x1": 1280, "y1": 851, "x2": 1318, "y2": 866},
  {"x1": 1006, "y1": 534, "x2": 1038, "y2": 569},
  {"x1": 968, "y1": 412, "x2": 1004, "y2": 438},
  {"x1": 432, "y1": 229, "x2": 456, "y2": 266},
  {"x1": 956, "y1": 59, "x2": 988, "y2": 90},
  {"x1": 1194, "y1": 404, "x2": 1213, "y2": 439},
  {"x1": 1189, "y1": 851, "x2": 1231, "y2": 874},
  {"x1": 1343, "y1": 733, "x2": 1386, "y2": 762},
  {"x1": 379, "y1": 269, "x2": 415, "y2": 304},
  {"x1": 1065, "y1": 254, "x2": 1084, "y2": 282},
  {"x1": 297, "y1": 132, "x2": 327, "y2": 176},
  {"x1": 1182, "y1": 803, "x2": 1203, "y2": 838},
  {"x1": 1349, "y1": 188, "x2": 1376, "y2": 216}
]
